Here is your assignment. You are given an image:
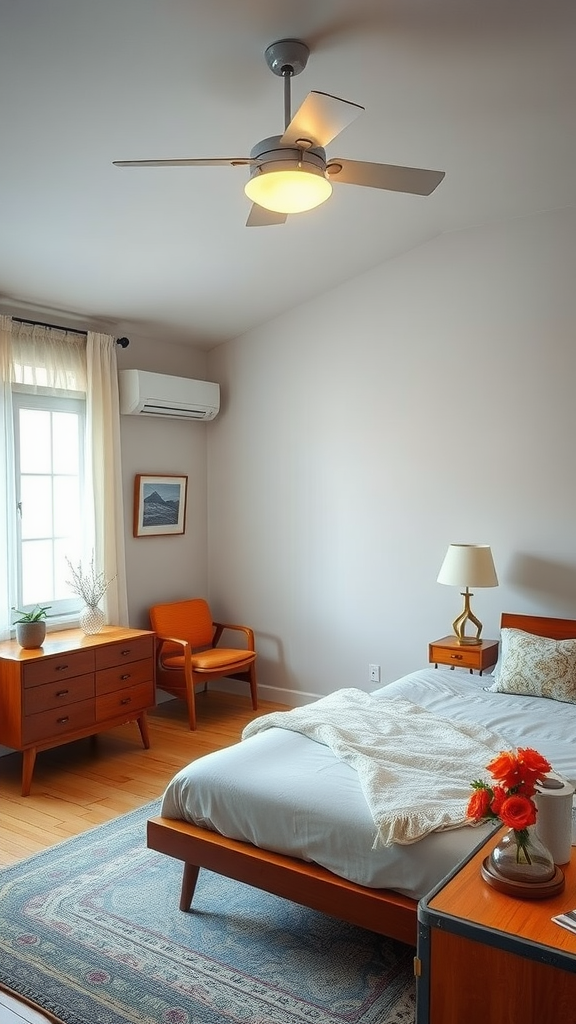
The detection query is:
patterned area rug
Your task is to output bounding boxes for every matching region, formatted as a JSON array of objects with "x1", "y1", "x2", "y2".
[{"x1": 0, "y1": 800, "x2": 415, "y2": 1024}]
